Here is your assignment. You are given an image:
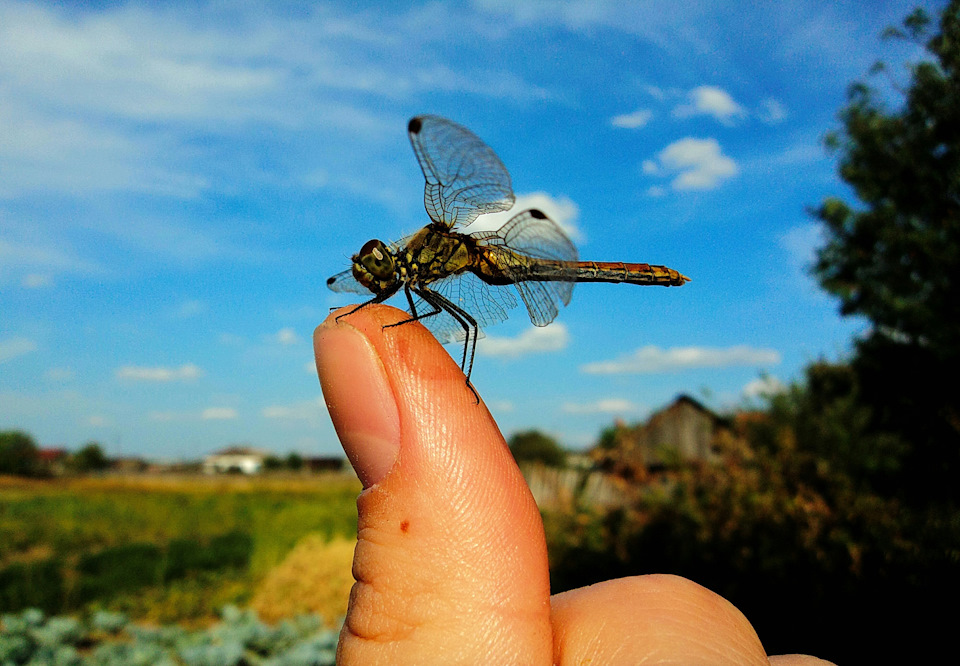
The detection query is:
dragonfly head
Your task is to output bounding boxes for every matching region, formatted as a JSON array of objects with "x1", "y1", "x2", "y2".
[{"x1": 352, "y1": 239, "x2": 396, "y2": 291}]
